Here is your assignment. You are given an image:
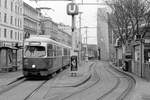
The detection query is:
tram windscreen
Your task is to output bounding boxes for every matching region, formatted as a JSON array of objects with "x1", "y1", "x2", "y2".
[{"x1": 24, "y1": 46, "x2": 46, "y2": 57}]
